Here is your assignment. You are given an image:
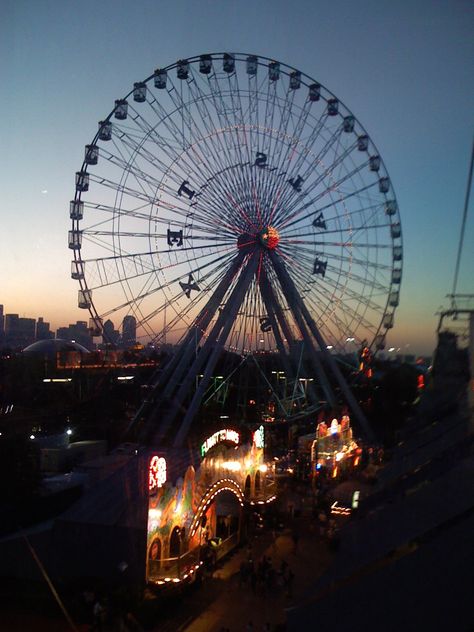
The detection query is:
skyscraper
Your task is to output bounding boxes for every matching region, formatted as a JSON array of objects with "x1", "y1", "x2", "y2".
[
  {"x1": 122, "y1": 315, "x2": 137, "y2": 348},
  {"x1": 103, "y1": 319, "x2": 120, "y2": 346},
  {"x1": 0, "y1": 304, "x2": 4, "y2": 342},
  {"x1": 36, "y1": 317, "x2": 53, "y2": 340}
]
